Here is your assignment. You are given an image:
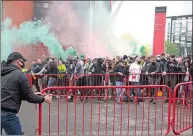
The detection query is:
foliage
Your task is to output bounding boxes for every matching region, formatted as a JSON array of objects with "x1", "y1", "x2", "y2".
[
  {"x1": 139, "y1": 44, "x2": 151, "y2": 56},
  {"x1": 164, "y1": 41, "x2": 180, "y2": 56}
]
